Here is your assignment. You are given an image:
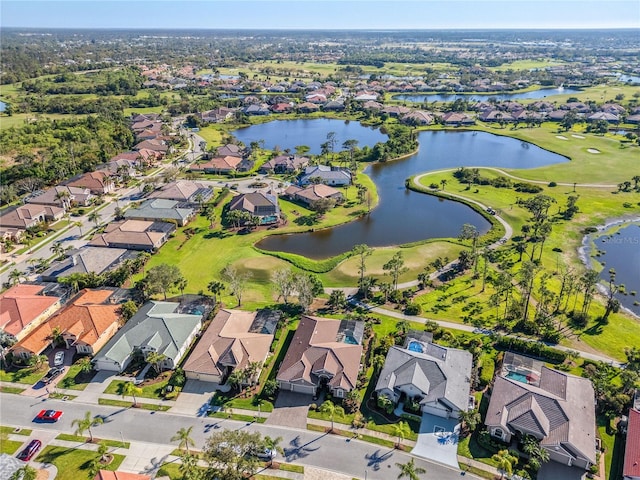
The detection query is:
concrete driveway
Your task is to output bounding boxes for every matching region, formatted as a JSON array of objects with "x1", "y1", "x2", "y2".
[
  {"x1": 171, "y1": 380, "x2": 226, "y2": 416},
  {"x1": 265, "y1": 391, "x2": 312, "y2": 429},
  {"x1": 411, "y1": 413, "x2": 460, "y2": 468},
  {"x1": 537, "y1": 462, "x2": 587, "y2": 480}
]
